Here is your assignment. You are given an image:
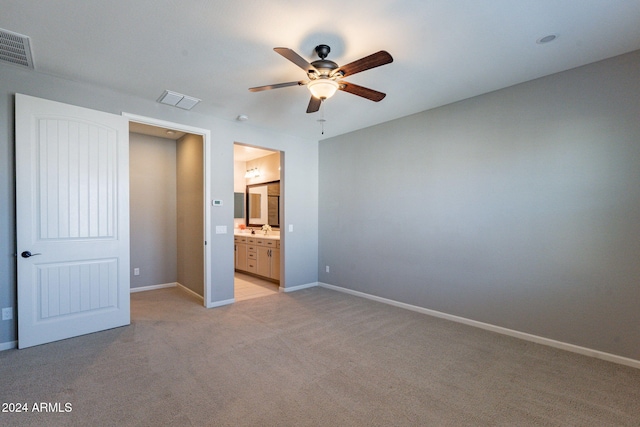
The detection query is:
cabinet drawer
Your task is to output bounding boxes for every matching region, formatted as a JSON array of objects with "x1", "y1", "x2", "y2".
[
  {"x1": 234, "y1": 236, "x2": 247, "y2": 243},
  {"x1": 255, "y1": 238, "x2": 278, "y2": 247},
  {"x1": 247, "y1": 238, "x2": 257, "y2": 244},
  {"x1": 248, "y1": 245, "x2": 257, "y2": 252},
  {"x1": 248, "y1": 252, "x2": 257, "y2": 260},
  {"x1": 246, "y1": 260, "x2": 257, "y2": 273}
]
